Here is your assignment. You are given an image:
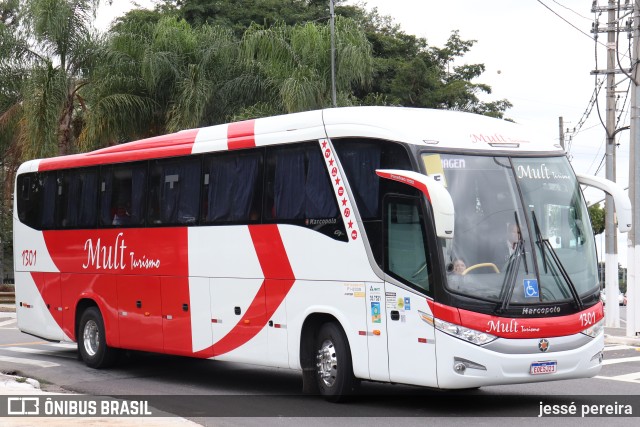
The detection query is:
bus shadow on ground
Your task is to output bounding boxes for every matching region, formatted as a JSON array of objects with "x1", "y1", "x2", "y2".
[{"x1": 64, "y1": 351, "x2": 611, "y2": 418}]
